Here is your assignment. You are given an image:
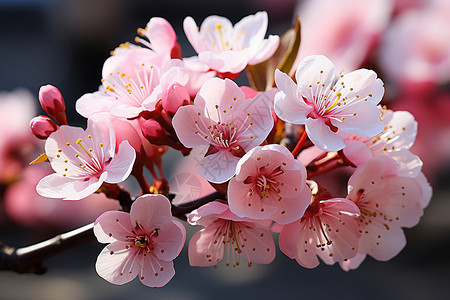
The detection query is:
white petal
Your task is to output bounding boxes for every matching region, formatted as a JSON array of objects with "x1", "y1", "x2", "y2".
[
  {"x1": 274, "y1": 69, "x2": 312, "y2": 124},
  {"x1": 104, "y1": 141, "x2": 136, "y2": 184},
  {"x1": 305, "y1": 118, "x2": 346, "y2": 152},
  {"x1": 198, "y1": 150, "x2": 240, "y2": 183}
]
